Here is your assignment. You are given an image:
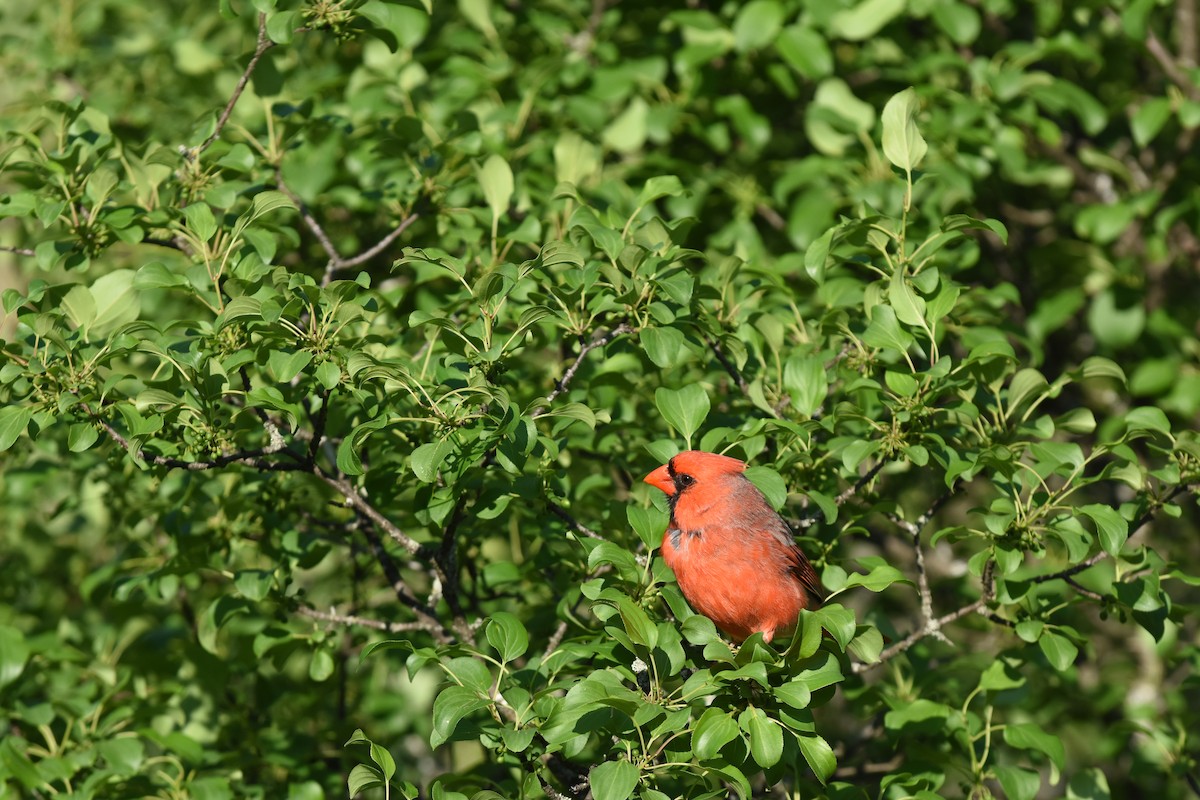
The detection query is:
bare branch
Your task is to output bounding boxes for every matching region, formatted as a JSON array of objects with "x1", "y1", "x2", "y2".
[
  {"x1": 887, "y1": 488, "x2": 955, "y2": 635},
  {"x1": 705, "y1": 335, "x2": 750, "y2": 397},
  {"x1": 275, "y1": 168, "x2": 420, "y2": 286},
  {"x1": 90, "y1": 408, "x2": 306, "y2": 472},
  {"x1": 275, "y1": 169, "x2": 342, "y2": 264},
  {"x1": 546, "y1": 620, "x2": 570, "y2": 654},
  {"x1": 1179, "y1": 0, "x2": 1198, "y2": 67},
  {"x1": 836, "y1": 461, "x2": 886, "y2": 507},
  {"x1": 0, "y1": 245, "x2": 37, "y2": 256},
  {"x1": 195, "y1": 14, "x2": 277, "y2": 156},
  {"x1": 547, "y1": 499, "x2": 605, "y2": 541},
  {"x1": 318, "y1": 470, "x2": 424, "y2": 555},
  {"x1": 534, "y1": 322, "x2": 633, "y2": 415},
  {"x1": 859, "y1": 482, "x2": 1196, "y2": 673},
  {"x1": 333, "y1": 213, "x2": 421, "y2": 271},
  {"x1": 297, "y1": 605, "x2": 432, "y2": 633},
  {"x1": 359, "y1": 521, "x2": 451, "y2": 644}
]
